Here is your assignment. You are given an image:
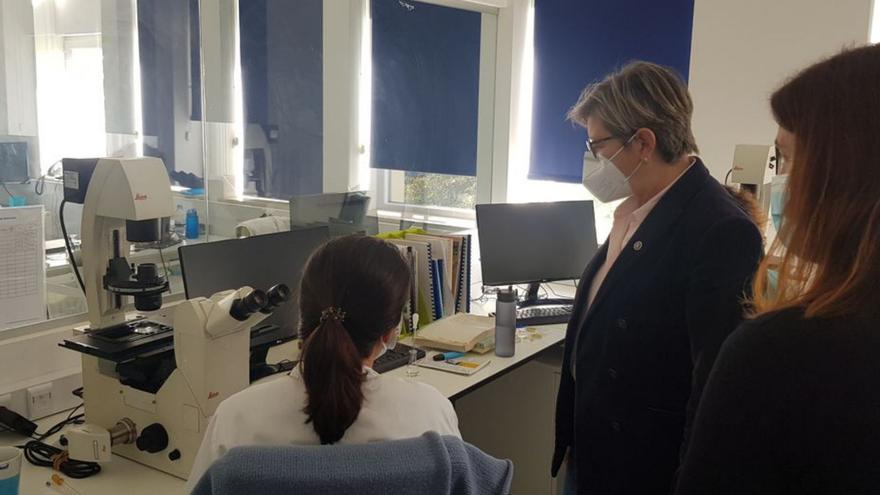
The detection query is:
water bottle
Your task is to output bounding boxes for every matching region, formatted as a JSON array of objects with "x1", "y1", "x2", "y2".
[
  {"x1": 495, "y1": 287, "x2": 517, "y2": 357},
  {"x1": 185, "y1": 209, "x2": 199, "y2": 239}
]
